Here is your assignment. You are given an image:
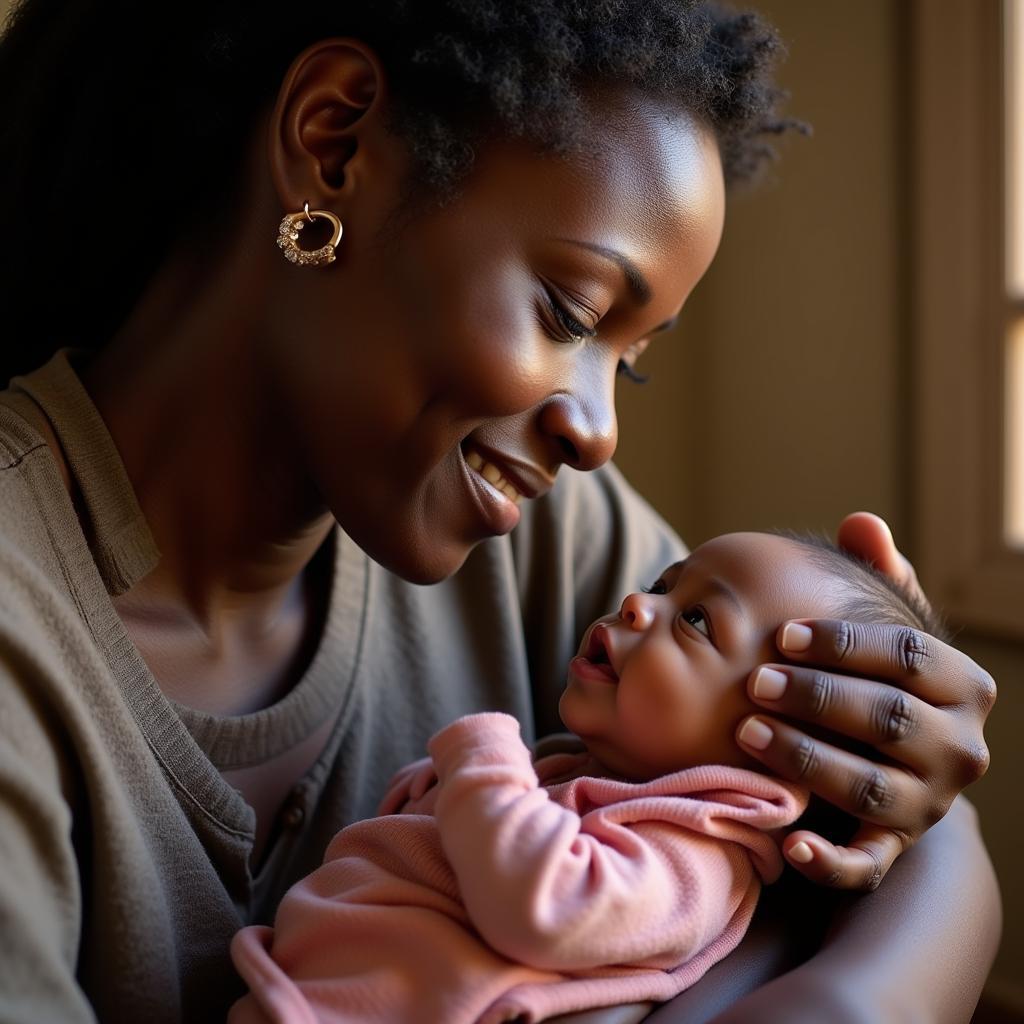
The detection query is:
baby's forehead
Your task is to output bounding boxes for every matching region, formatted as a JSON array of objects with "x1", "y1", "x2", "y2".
[
  {"x1": 665, "y1": 531, "x2": 812, "y2": 578},
  {"x1": 661, "y1": 533, "x2": 849, "y2": 612}
]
